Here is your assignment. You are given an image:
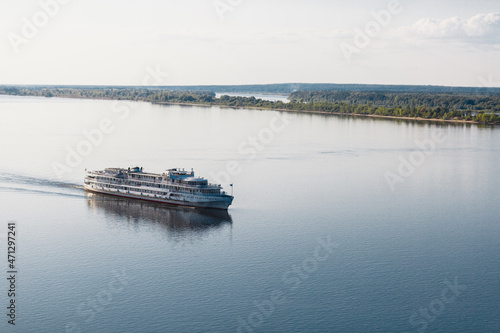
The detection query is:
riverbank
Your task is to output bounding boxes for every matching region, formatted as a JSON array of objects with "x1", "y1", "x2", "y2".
[
  {"x1": 152, "y1": 101, "x2": 486, "y2": 125},
  {"x1": 0, "y1": 92, "x2": 496, "y2": 126}
]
